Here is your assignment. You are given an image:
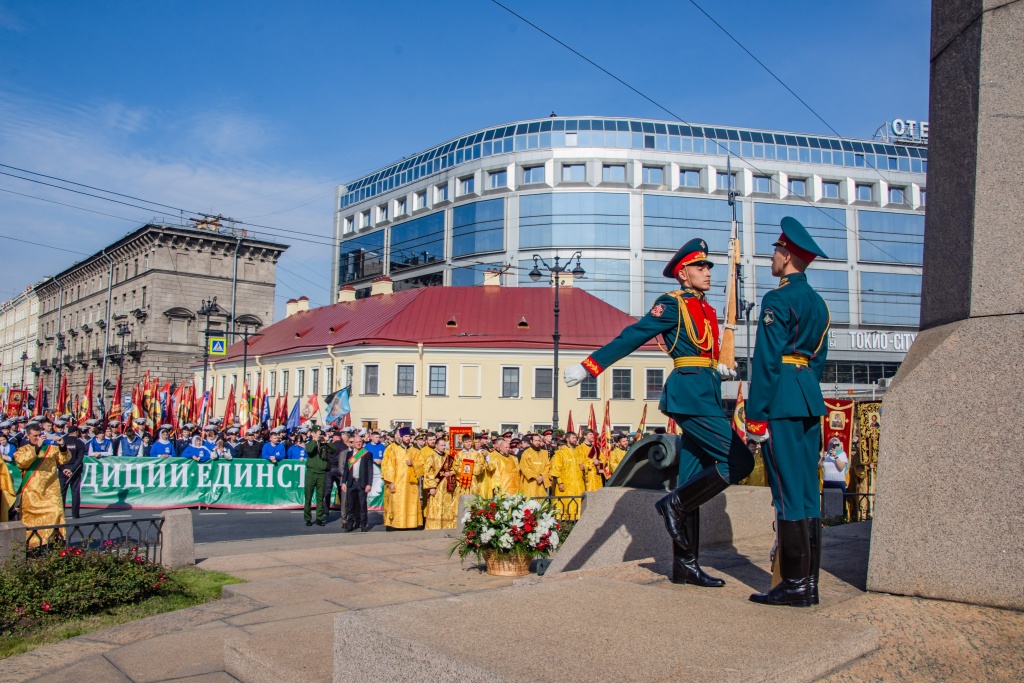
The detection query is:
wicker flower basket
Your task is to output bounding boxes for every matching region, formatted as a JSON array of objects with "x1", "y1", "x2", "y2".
[{"x1": 483, "y1": 550, "x2": 531, "y2": 577}]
